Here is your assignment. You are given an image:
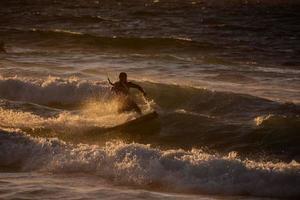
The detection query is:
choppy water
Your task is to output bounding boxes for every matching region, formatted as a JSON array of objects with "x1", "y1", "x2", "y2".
[{"x1": 0, "y1": 0, "x2": 300, "y2": 199}]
